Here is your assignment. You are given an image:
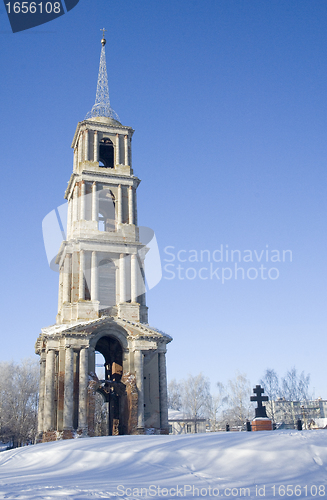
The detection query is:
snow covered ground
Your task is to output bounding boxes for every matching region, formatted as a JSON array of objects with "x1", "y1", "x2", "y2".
[{"x1": 0, "y1": 430, "x2": 326, "y2": 499}]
